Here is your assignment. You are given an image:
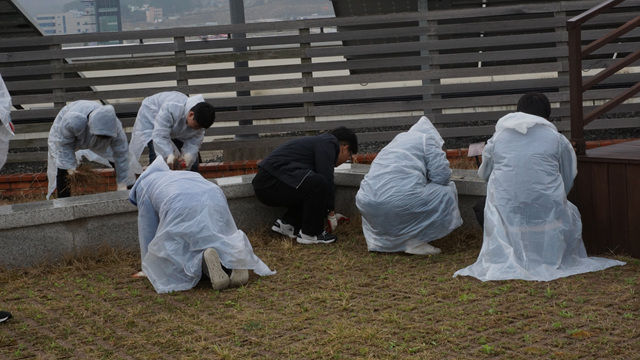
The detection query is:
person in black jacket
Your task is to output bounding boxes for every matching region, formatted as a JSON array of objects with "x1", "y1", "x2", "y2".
[{"x1": 252, "y1": 127, "x2": 358, "y2": 244}]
